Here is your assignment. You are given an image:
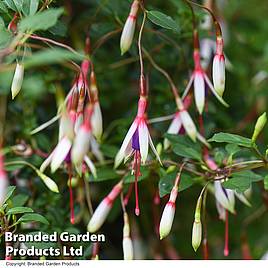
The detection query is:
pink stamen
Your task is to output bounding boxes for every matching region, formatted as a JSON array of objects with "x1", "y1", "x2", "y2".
[
  {"x1": 134, "y1": 151, "x2": 141, "y2": 216},
  {"x1": 124, "y1": 183, "x2": 134, "y2": 206},
  {"x1": 224, "y1": 209, "x2": 229, "y2": 256}
]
